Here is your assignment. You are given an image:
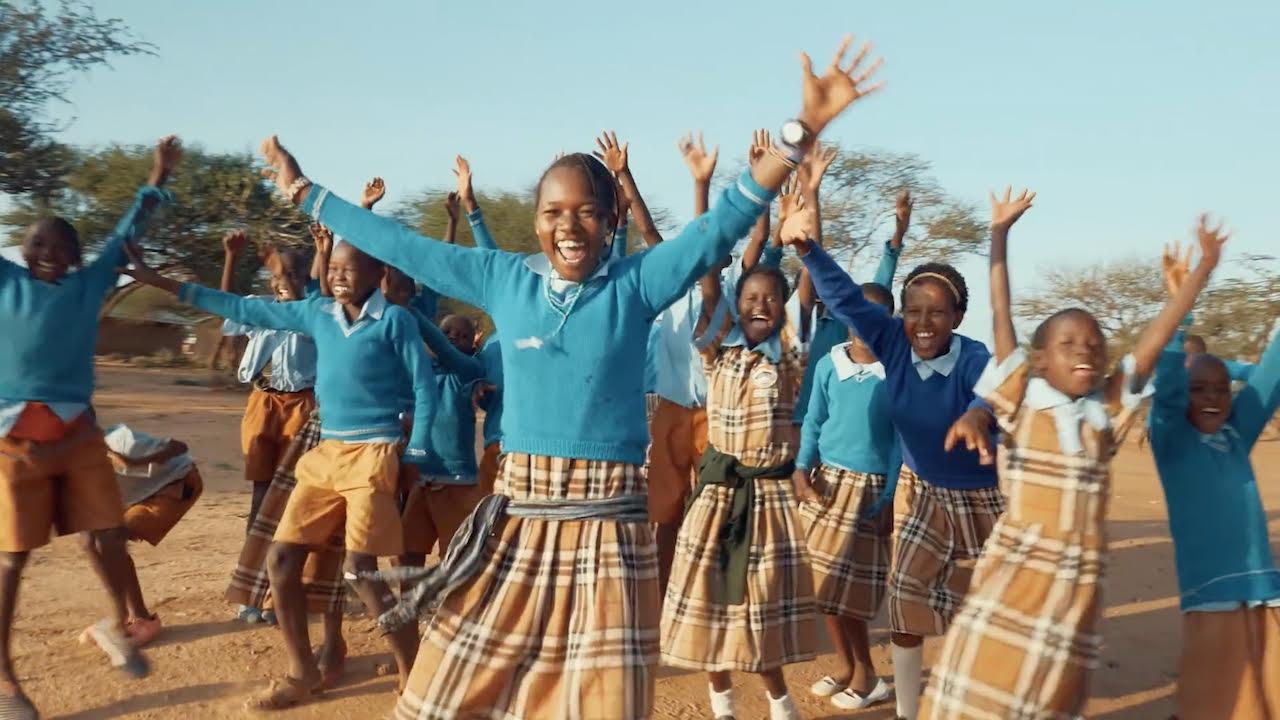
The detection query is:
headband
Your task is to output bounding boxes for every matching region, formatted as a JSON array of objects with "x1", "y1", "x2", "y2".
[{"x1": 906, "y1": 272, "x2": 961, "y2": 304}]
